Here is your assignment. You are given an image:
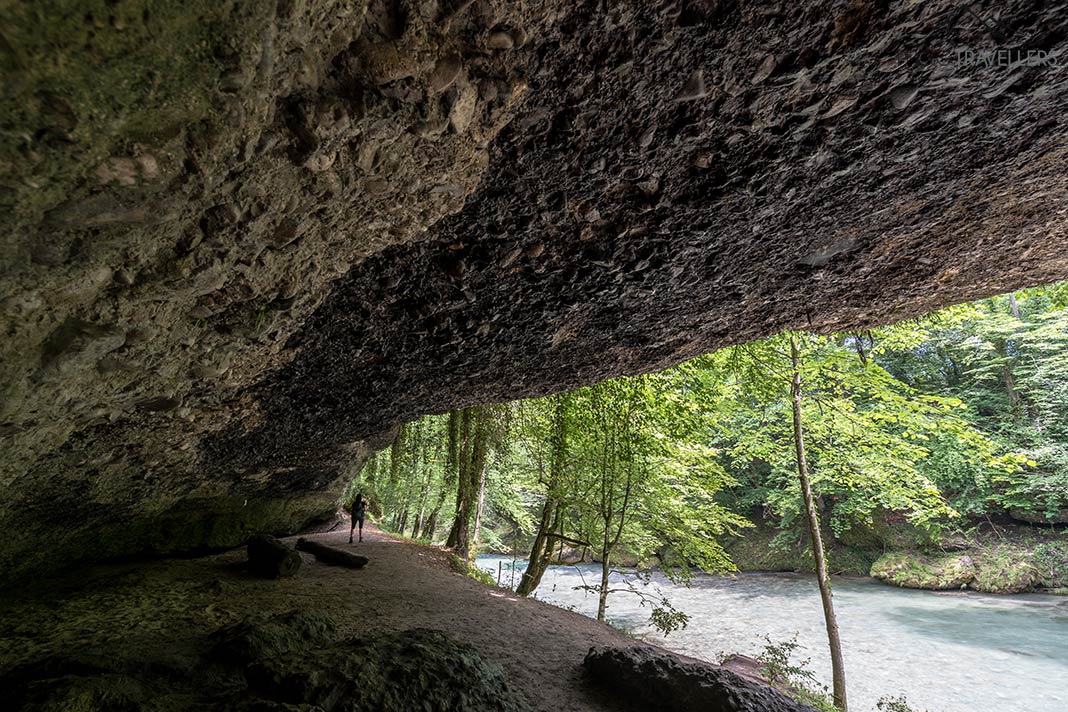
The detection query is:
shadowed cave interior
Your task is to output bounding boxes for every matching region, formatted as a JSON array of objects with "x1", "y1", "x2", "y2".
[{"x1": 2, "y1": 0, "x2": 1067, "y2": 710}]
